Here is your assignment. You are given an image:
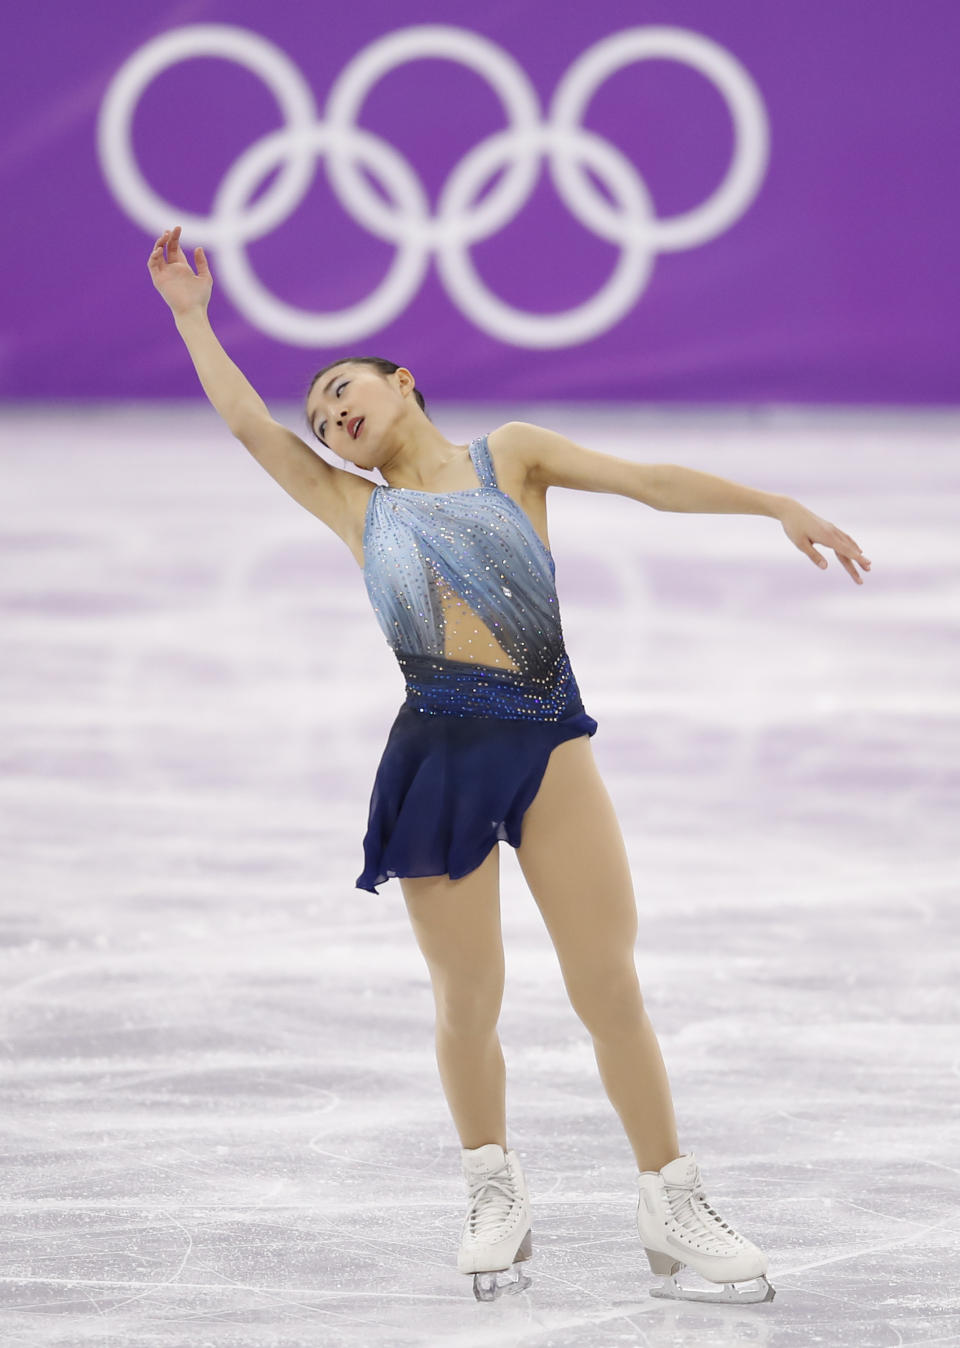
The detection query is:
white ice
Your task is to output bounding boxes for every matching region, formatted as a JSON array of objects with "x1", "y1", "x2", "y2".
[{"x1": 0, "y1": 403, "x2": 957, "y2": 1347}]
